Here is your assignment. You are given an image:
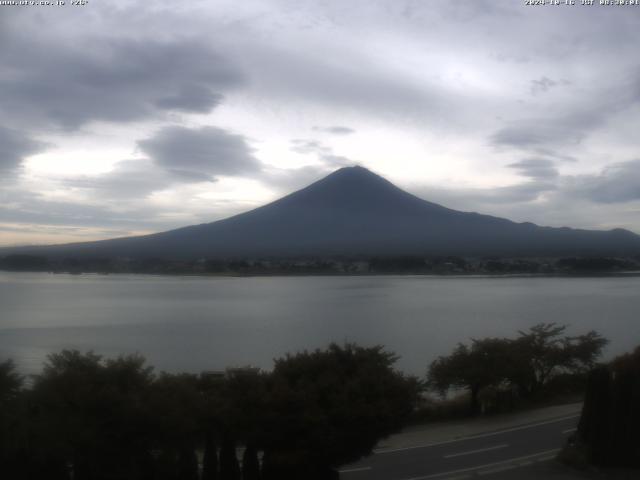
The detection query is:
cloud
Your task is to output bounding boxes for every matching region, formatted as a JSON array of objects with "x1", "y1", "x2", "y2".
[
  {"x1": 0, "y1": 36, "x2": 243, "y2": 129},
  {"x1": 62, "y1": 159, "x2": 187, "y2": 200},
  {"x1": 567, "y1": 160, "x2": 640, "y2": 204},
  {"x1": 321, "y1": 155, "x2": 353, "y2": 168},
  {"x1": 410, "y1": 158, "x2": 640, "y2": 235},
  {"x1": 508, "y1": 158, "x2": 559, "y2": 180},
  {"x1": 417, "y1": 181, "x2": 557, "y2": 209},
  {"x1": 3, "y1": 0, "x2": 640, "y2": 244},
  {"x1": 530, "y1": 76, "x2": 570, "y2": 96},
  {"x1": 154, "y1": 86, "x2": 224, "y2": 113},
  {"x1": 490, "y1": 124, "x2": 584, "y2": 150},
  {"x1": 238, "y1": 42, "x2": 455, "y2": 127},
  {"x1": 290, "y1": 140, "x2": 331, "y2": 156},
  {"x1": 289, "y1": 138, "x2": 354, "y2": 168},
  {"x1": 312, "y1": 126, "x2": 355, "y2": 135},
  {"x1": 0, "y1": 127, "x2": 47, "y2": 174},
  {"x1": 0, "y1": 189, "x2": 153, "y2": 230},
  {"x1": 490, "y1": 68, "x2": 640, "y2": 159},
  {"x1": 261, "y1": 165, "x2": 331, "y2": 193},
  {"x1": 138, "y1": 126, "x2": 262, "y2": 180}
]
